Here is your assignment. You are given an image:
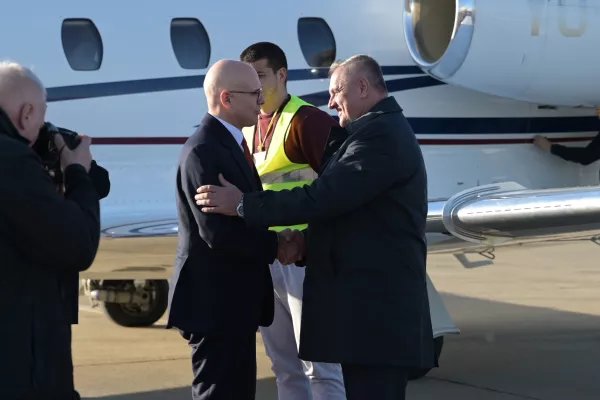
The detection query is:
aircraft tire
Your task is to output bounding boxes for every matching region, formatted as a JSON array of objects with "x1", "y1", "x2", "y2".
[
  {"x1": 407, "y1": 336, "x2": 444, "y2": 381},
  {"x1": 102, "y1": 279, "x2": 169, "y2": 327}
]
